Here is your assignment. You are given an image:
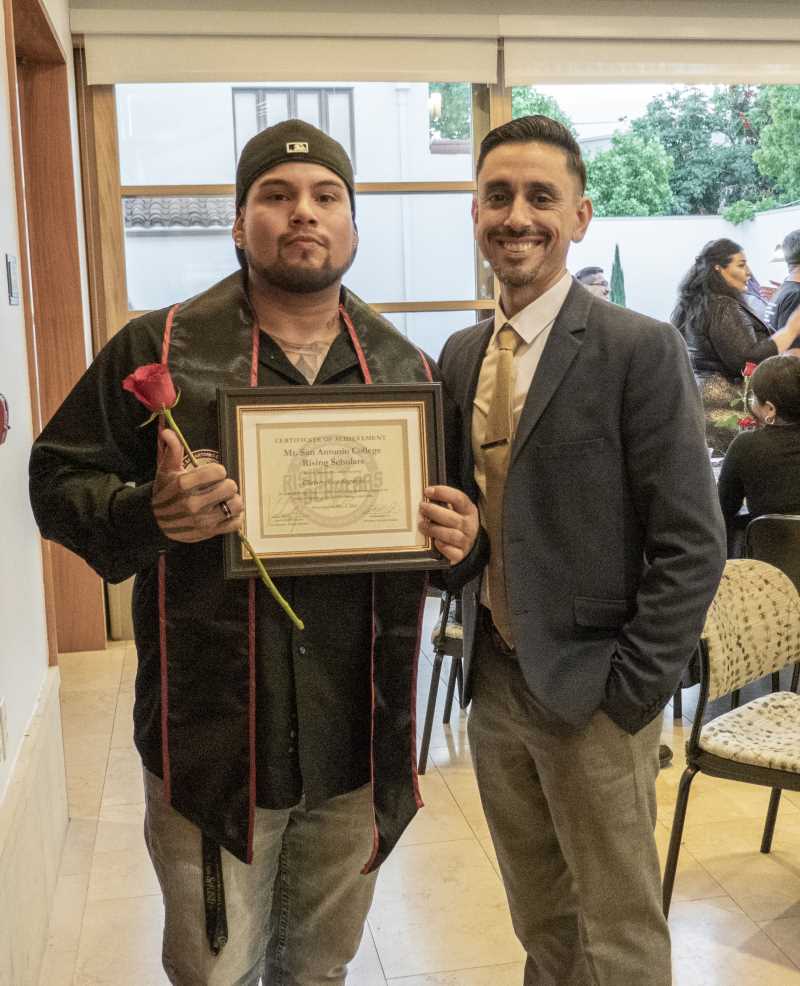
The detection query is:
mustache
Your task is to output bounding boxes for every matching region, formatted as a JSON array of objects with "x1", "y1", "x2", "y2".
[{"x1": 489, "y1": 226, "x2": 548, "y2": 240}]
